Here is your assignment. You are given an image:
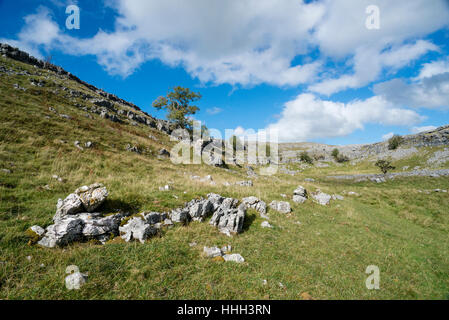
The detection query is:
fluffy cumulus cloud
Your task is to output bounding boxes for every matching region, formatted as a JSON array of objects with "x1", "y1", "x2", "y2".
[
  {"x1": 5, "y1": 0, "x2": 449, "y2": 87},
  {"x1": 374, "y1": 73, "x2": 449, "y2": 110},
  {"x1": 205, "y1": 107, "x2": 223, "y2": 115},
  {"x1": 2, "y1": 0, "x2": 449, "y2": 141},
  {"x1": 265, "y1": 94, "x2": 423, "y2": 142}
]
